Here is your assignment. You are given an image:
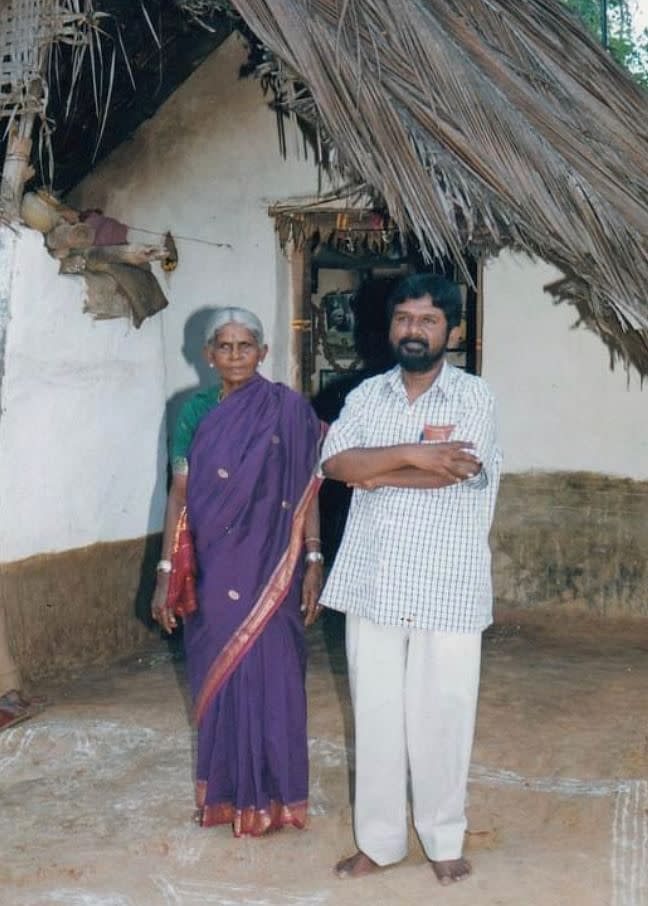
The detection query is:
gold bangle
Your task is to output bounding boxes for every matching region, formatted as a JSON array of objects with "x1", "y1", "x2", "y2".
[{"x1": 305, "y1": 536, "x2": 321, "y2": 545}]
